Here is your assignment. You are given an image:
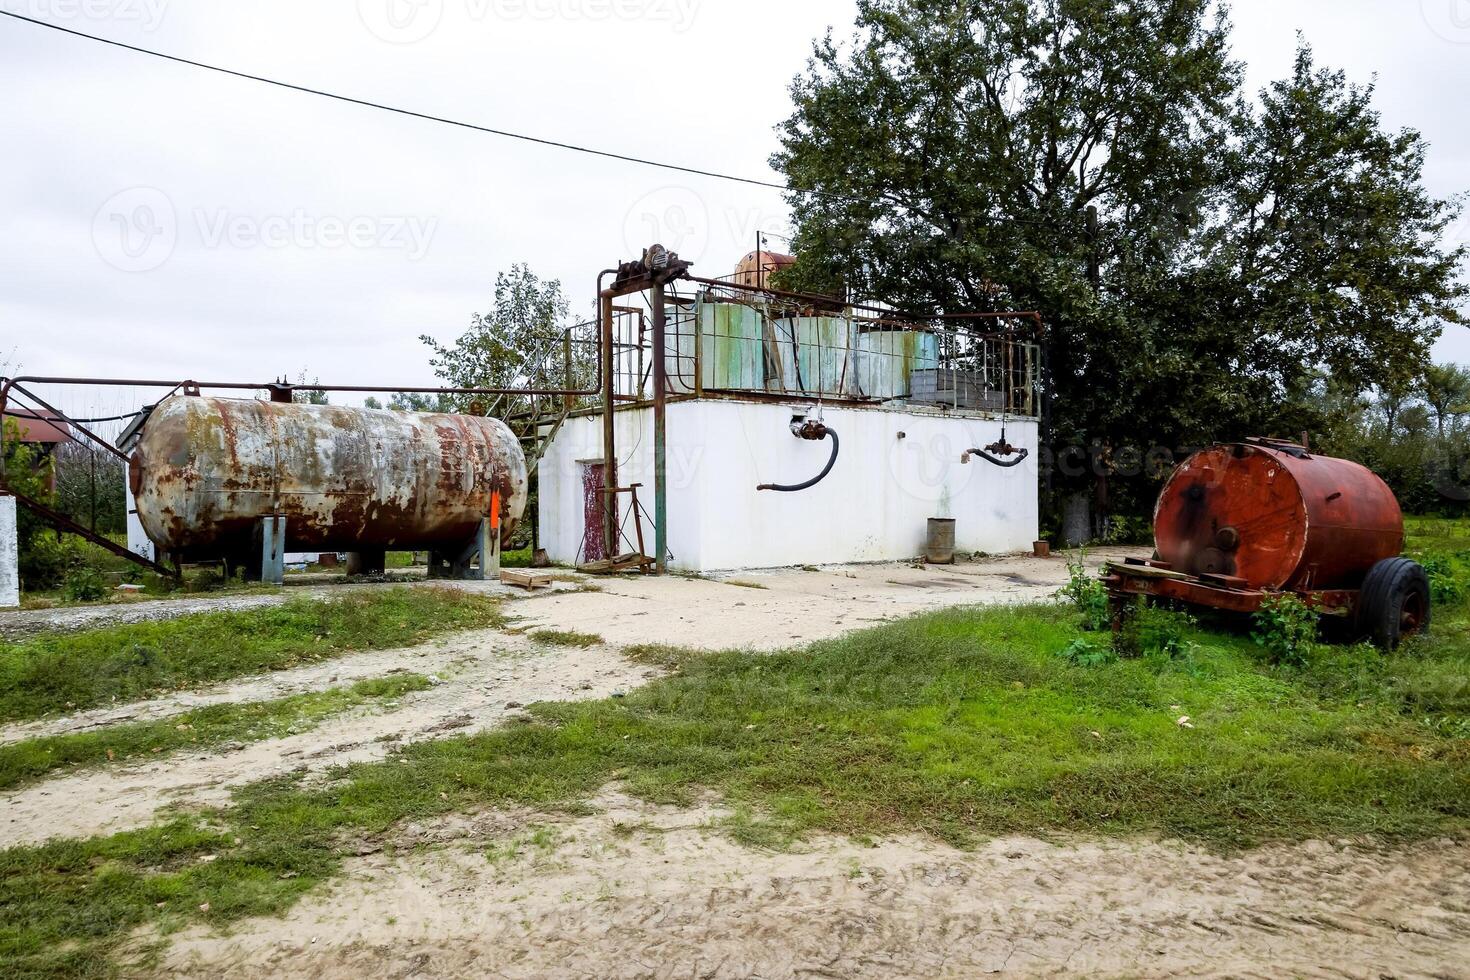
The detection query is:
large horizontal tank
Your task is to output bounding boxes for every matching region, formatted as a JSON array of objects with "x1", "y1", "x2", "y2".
[
  {"x1": 1153, "y1": 439, "x2": 1403, "y2": 591},
  {"x1": 130, "y1": 396, "x2": 527, "y2": 559}
]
